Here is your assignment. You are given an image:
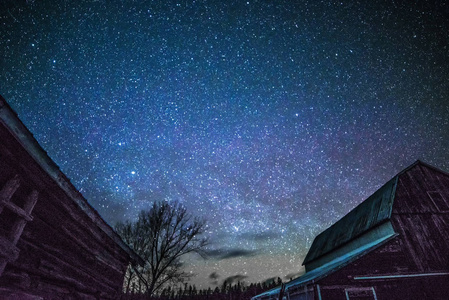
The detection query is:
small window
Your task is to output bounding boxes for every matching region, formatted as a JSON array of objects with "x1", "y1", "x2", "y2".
[
  {"x1": 345, "y1": 287, "x2": 377, "y2": 300},
  {"x1": 427, "y1": 191, "x2": 449, "y2": 212}
]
